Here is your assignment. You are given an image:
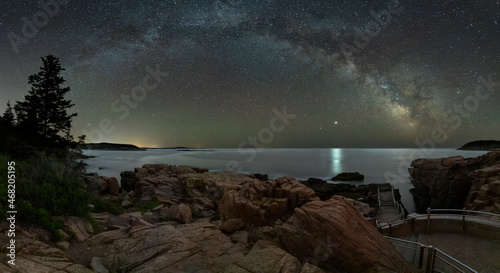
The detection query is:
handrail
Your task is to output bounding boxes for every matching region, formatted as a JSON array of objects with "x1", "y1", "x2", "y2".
[
  {"x1": 378, "y1": 210, "x2": 497, "y2": 272},
  {"x1": 429, "y1": 208, "x2": 500, "y2": 219},
  {"x1": 385, "y1": 236, "x2": 478, "y2": 273},
  {"x1": 384, "y1": 236, "x2": 426, "y2": 248},
  {"x1": 380, "y1": 208, "x2": 500, "y2": 228},
  {"x1": 434, "y1": 248, "x2": 478, "y2": 273},
  {"x1": 391, "y1": 186, "x2": 396, "y2": 205},
  {"x1": 377, "y1": 186, "x2": 381, "y2": 209}
]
